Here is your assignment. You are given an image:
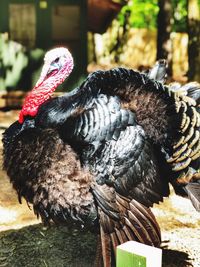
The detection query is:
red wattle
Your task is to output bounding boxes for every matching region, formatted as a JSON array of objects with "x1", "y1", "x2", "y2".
[
  {"x1": 19, "y1": 110, "x2": 24, "y2": 124},
  {"x1": 18, "y1": 87, "x2": 52, "y2": 124}
]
